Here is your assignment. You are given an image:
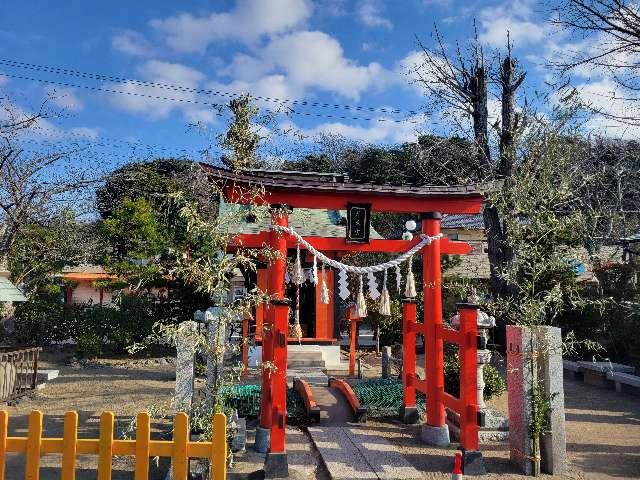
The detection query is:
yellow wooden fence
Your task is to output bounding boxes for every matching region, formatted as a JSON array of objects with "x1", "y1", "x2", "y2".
[{"x1": 0, "y1": 410, "x2": 227, "y2": 480}]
